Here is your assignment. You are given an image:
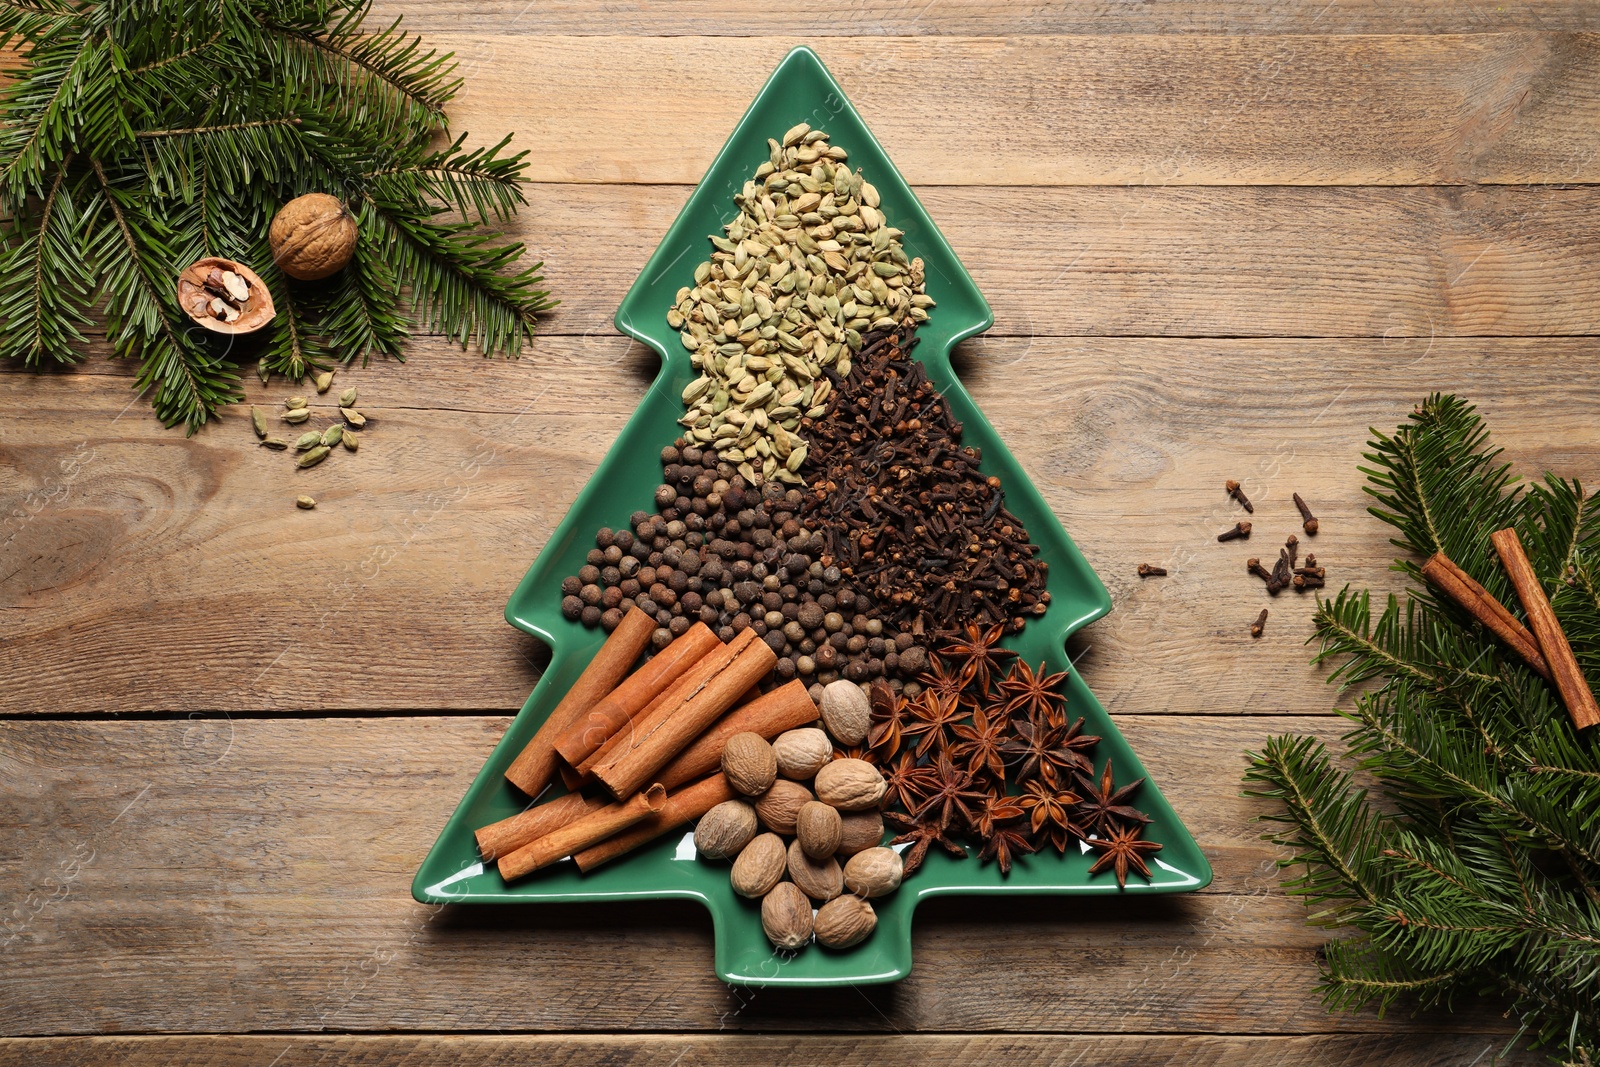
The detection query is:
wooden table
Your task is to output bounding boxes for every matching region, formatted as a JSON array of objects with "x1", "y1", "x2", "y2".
[{"x1": 5, "y1": 4, "x2": 1600, "y2": 1063}]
